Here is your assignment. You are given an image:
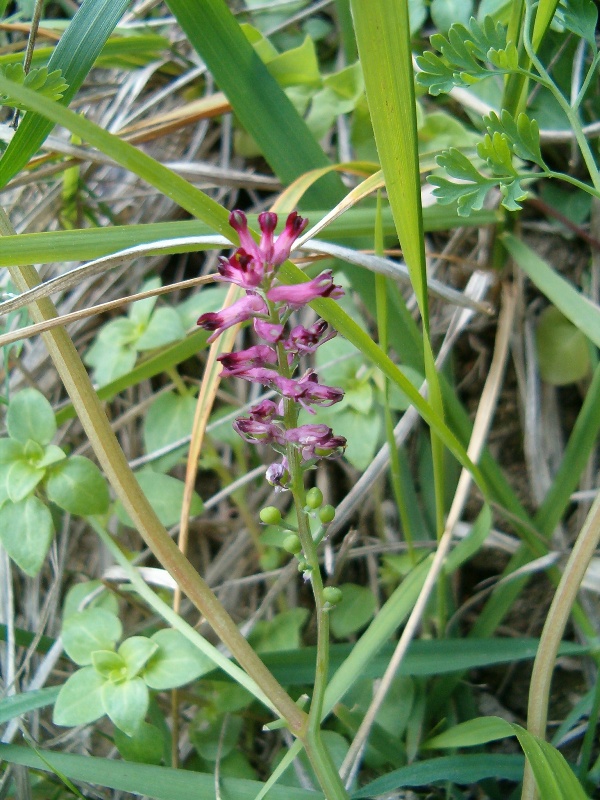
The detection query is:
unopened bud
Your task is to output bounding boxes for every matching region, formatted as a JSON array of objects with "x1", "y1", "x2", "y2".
[
  {"x1": 283, "y1": 534, "x2": 302, "y2": 555},
  {"x1": 319, "y1": 505, "x2": 336, "y2": 524},
  {"x1": 306, "y1": 487, "x2": 323, "y2": 509},
  {"x1": 323, "y1": 586, "x2": 343, "y2": 605},
  {"x1": 260, "y1": 506, "x2": 282, "y2": 525}
]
